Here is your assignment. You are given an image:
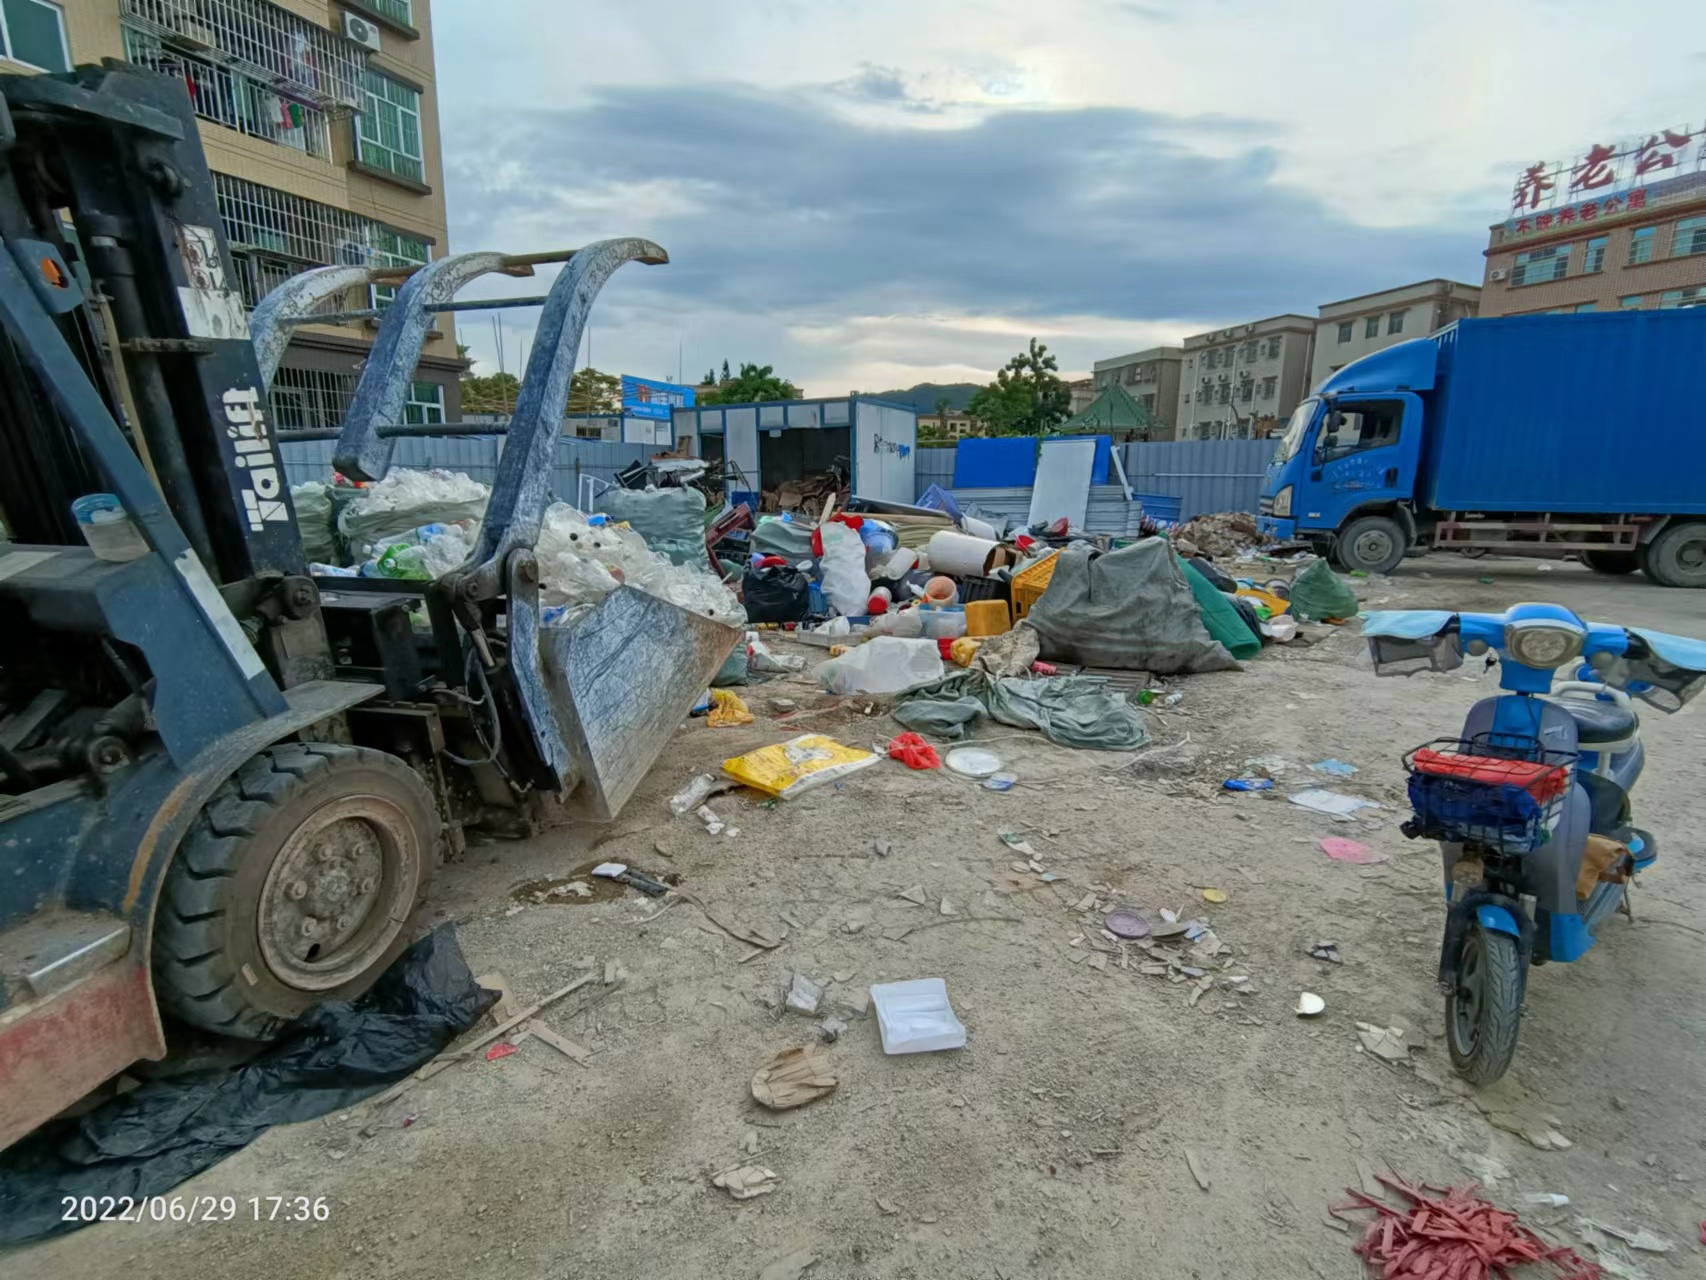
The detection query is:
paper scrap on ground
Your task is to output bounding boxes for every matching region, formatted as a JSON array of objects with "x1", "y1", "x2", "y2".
[
  {"x1": 711, "y1": 1163, "x2": 780, "y2": 1200},
  {"x1": 1354, "y1": 1022, "x2": 1411, "y2": 1063},
  {"x1": 1309, "y1": 759, "x2": 1359, "y2": 776},
  {"x1": 1321, "y1": 837, "x2": 1388, "y2": 865},
  {"x1": 1290, "y1": 789, "x2": 1380, "y2": 820},
  {"x1": 750, "y1": 1045, "x2": 838, "y2": 1110}
]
